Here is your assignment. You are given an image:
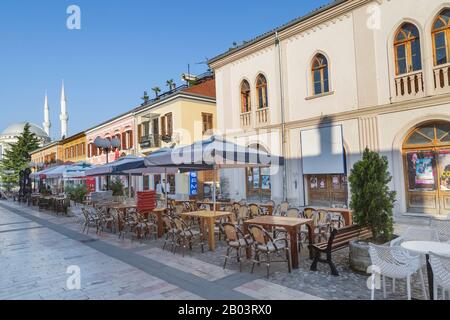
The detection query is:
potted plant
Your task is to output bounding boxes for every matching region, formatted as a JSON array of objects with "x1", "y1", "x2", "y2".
[
  {"x1": 110, "y1": 179, "x2": 124, "y2": 202},
  {"x1": 348, "y1": 148, "x2": 397, "y2": 273}
]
